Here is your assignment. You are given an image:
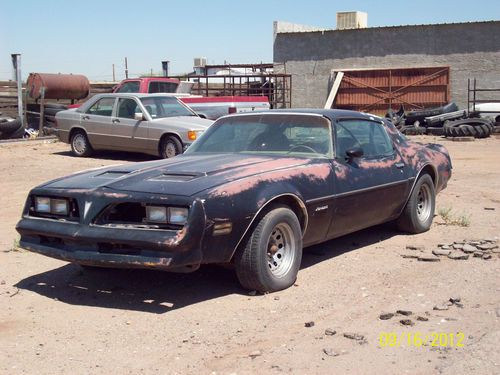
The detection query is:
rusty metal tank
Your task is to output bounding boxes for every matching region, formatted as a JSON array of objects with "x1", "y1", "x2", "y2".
[{"x1": 27, "y1": 73, "x2": 90, "y2": 100}]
